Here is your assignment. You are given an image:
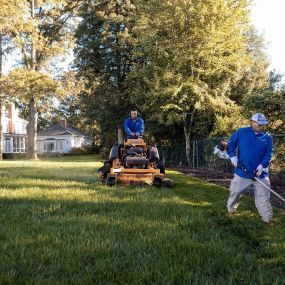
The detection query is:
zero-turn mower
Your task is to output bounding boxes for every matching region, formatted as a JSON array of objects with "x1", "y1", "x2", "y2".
[{"x1": 98, "y1": 138, "x2": 173, "y2": 187}]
